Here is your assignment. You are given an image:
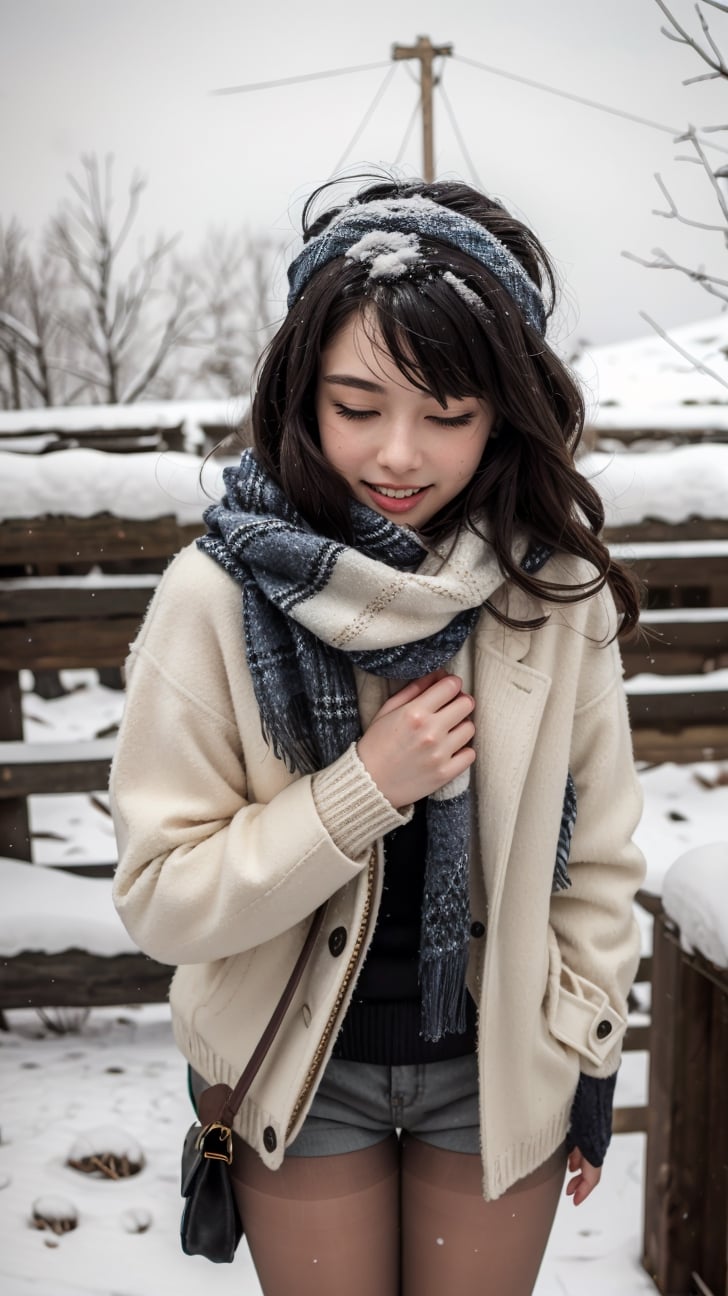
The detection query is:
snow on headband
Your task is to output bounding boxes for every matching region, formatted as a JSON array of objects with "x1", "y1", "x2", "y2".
[{"x1": 286, "y1": 194, "x2": 546, "y2": 334}]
